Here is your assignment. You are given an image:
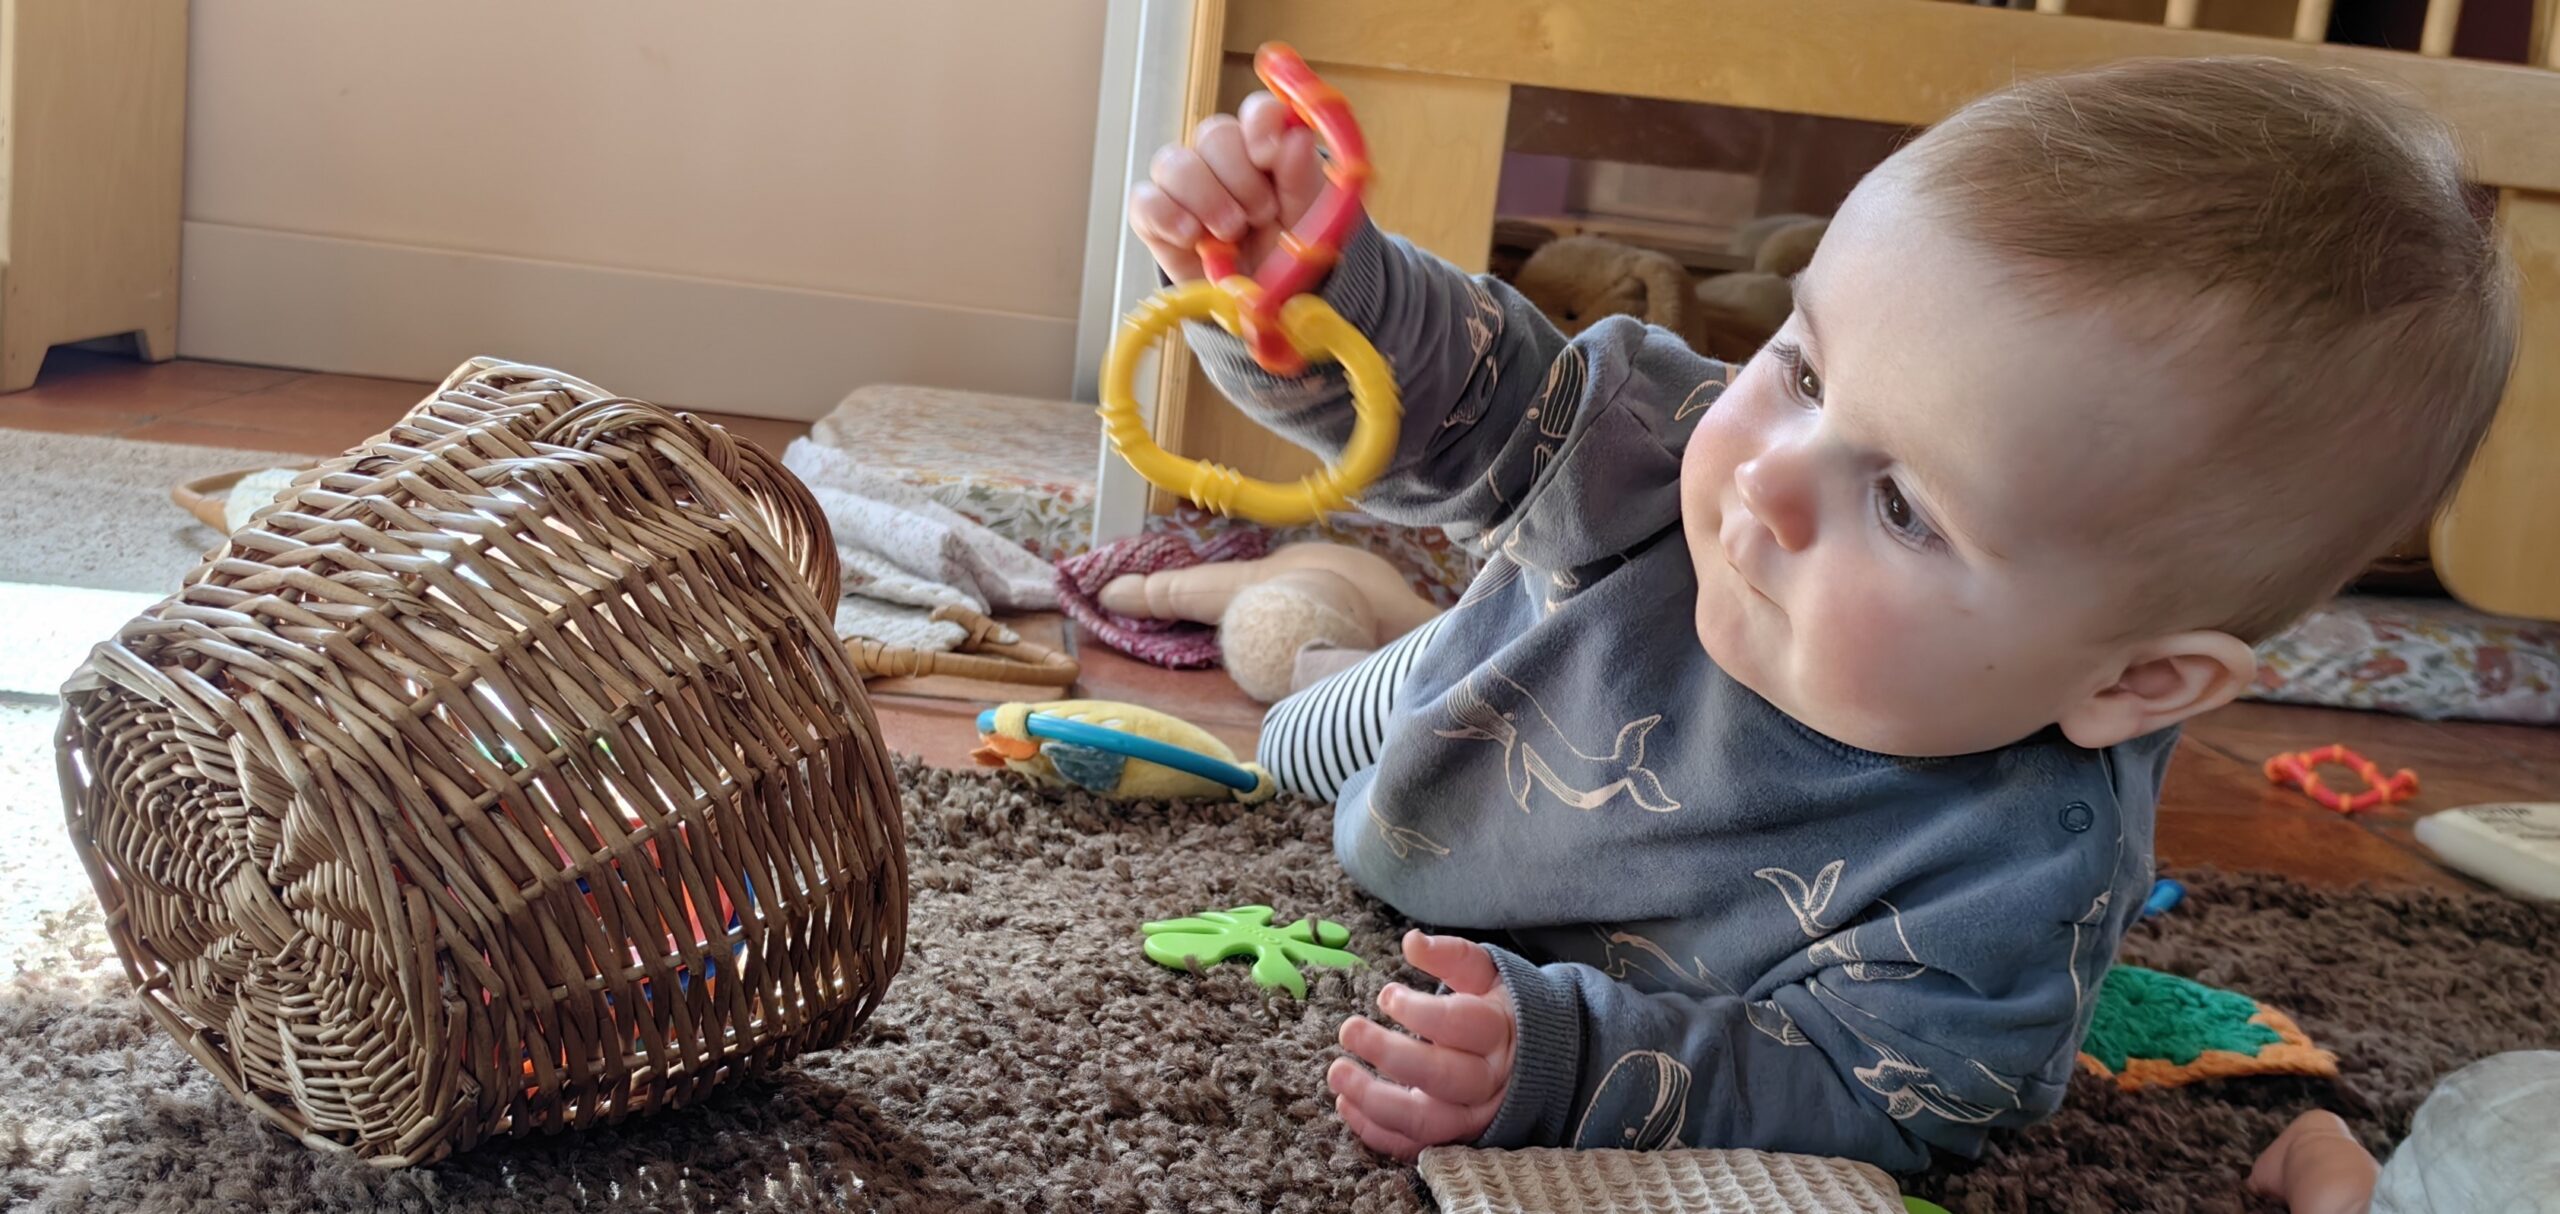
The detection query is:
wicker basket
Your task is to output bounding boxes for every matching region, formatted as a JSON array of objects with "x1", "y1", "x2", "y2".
[{"x1": 58, "y1": 358, "x2": 908, "y2": 1166}]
